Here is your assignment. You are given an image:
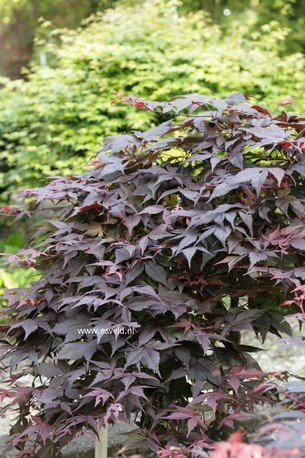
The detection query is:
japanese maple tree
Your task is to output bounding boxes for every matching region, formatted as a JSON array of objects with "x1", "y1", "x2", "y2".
[{"x1": 1, "y1": 92, "x2": 305, "y2": 457}]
